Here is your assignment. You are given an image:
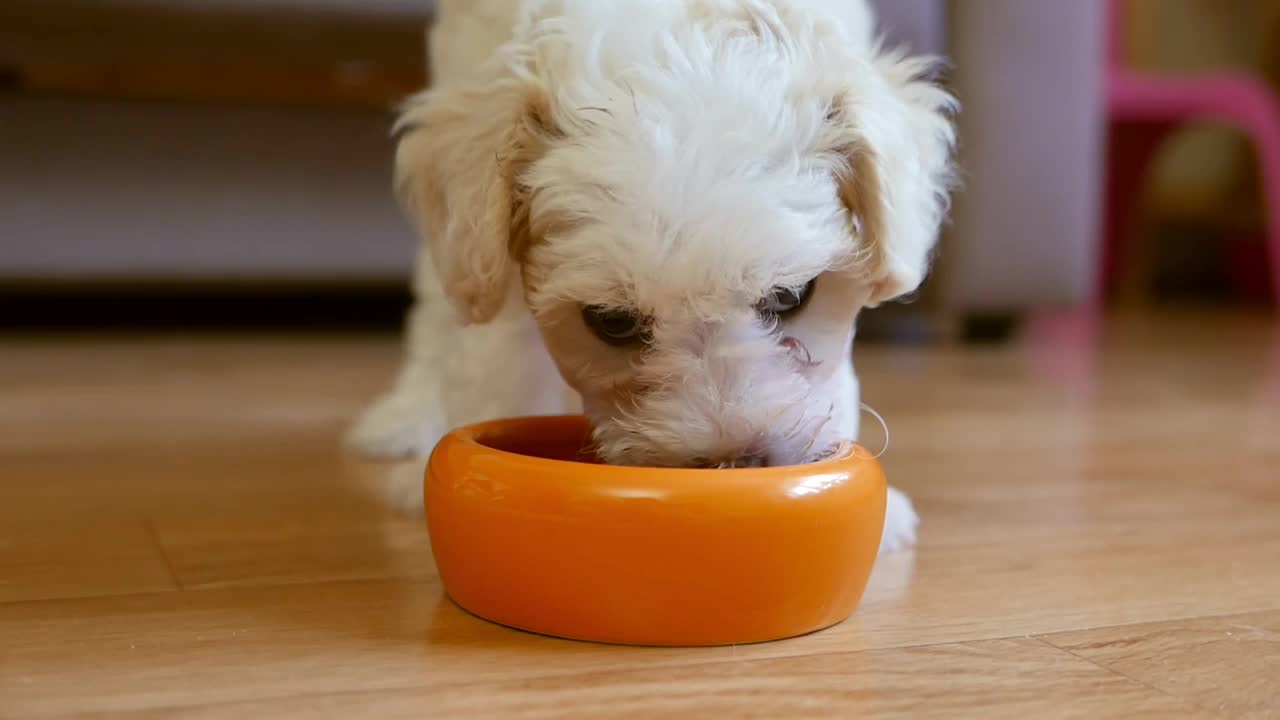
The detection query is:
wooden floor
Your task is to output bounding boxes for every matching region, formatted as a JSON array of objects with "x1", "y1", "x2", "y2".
[{"x1": 2, "y1": 311, "x2": 1278, "y2": 719}]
